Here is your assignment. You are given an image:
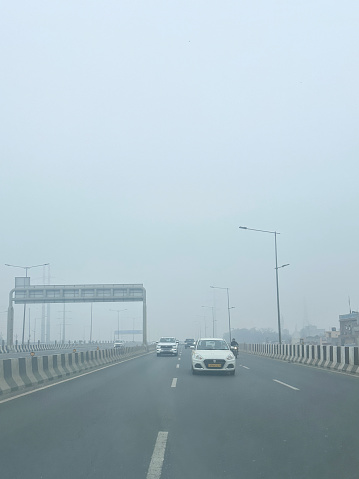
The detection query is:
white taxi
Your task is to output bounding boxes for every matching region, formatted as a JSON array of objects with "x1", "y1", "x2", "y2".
[{"x1": 191, "y1": 338, "x2": 235, "y2": 375}]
